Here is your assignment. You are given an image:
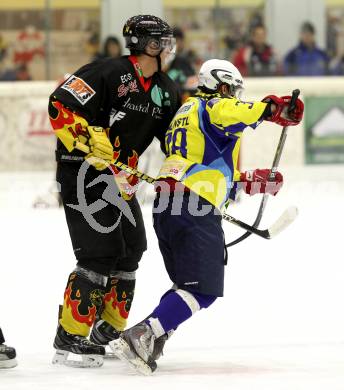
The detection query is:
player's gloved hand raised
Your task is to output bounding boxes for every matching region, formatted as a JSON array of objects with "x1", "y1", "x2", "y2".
[
  {"x1": 86, "y1": 126, "x2": 114, "y2": 171},
  {"x1": 263, "y1": 95, "x2": 304, "y2": 126},
  {"x1": 240, "y1": 169, "x2": 283, "y2": 196}
]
